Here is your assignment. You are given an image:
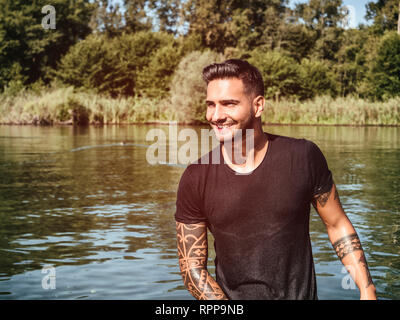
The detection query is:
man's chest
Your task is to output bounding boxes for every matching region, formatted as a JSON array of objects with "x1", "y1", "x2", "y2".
[{"x1": 202, "y1": 164, "x2": 311, "y2": 232}]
